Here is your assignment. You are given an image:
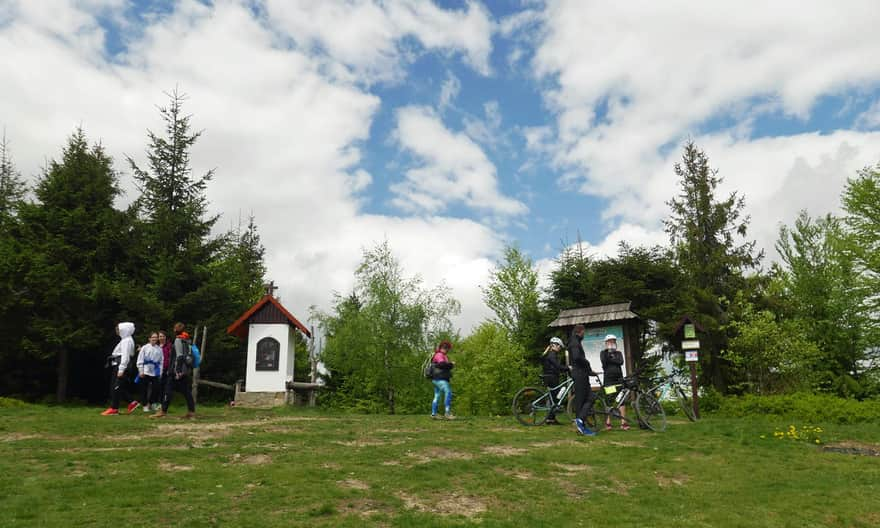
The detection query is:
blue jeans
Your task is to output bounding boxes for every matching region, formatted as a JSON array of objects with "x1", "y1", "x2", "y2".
[{"x1": 432, "y1": 380, "x2": 452, "y2": 415}]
